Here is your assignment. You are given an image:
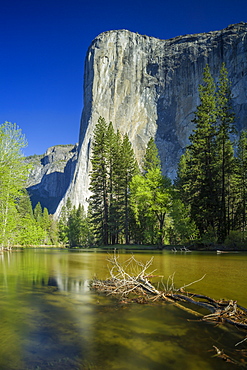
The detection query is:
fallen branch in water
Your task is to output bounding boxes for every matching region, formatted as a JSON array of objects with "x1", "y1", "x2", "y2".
[{"x1": 90, "y1": 252, "x2": 247, "y2": 331}]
